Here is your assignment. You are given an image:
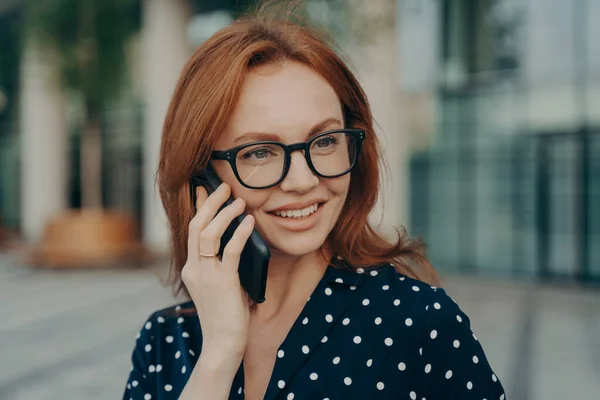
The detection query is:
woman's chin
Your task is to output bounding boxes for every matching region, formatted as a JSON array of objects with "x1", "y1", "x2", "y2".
[{"x1": 265, "y1": 234, "x2": 326, "y2": 258}]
